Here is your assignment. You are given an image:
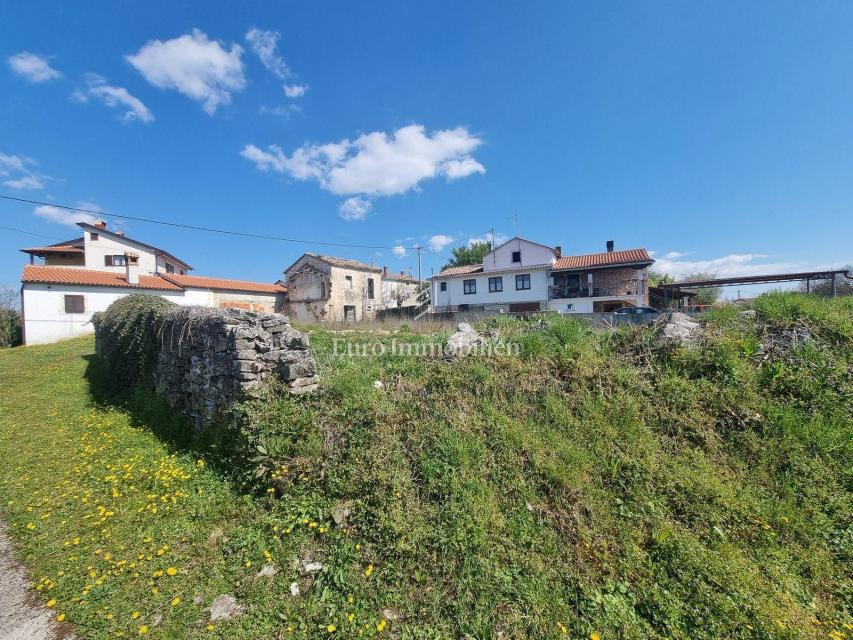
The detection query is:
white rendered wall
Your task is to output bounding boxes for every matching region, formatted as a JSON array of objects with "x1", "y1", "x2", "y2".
[
  {"x1": 22, "y1": 283, "x2": 185, "y2": 345},
  {"x1": 432, "y1": 269, "x2": 549, "y2": 309}
]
